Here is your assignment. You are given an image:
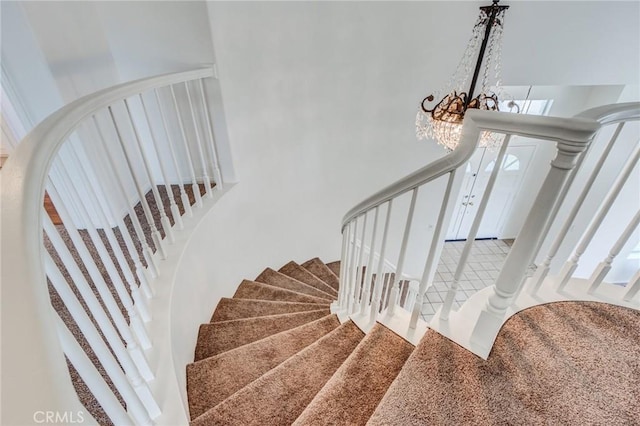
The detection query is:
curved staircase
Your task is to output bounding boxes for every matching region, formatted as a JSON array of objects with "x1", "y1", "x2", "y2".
[{"x1": 186, "y1": 258, "x2": 640, "y2": 426}]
